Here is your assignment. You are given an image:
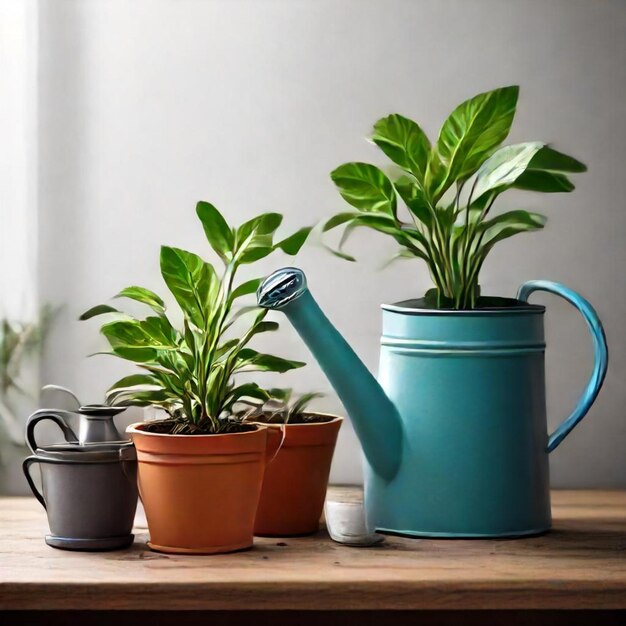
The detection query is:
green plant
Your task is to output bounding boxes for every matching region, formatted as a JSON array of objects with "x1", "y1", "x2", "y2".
[
  {"x1": 239, "y1": 388, "x2": 324, "y2": 424},
  {"x1": 81, "y1": 202, "x2": 311, "y2": 434},
  {"x1": 0, "y1": 306, "x2": 54, "y2": 445},
  {"x1": 323, "y1": 86, "x2": 586, "y2": 309}
]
